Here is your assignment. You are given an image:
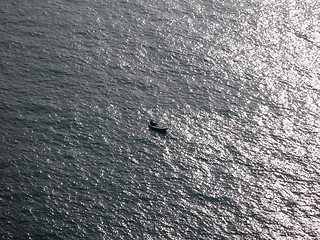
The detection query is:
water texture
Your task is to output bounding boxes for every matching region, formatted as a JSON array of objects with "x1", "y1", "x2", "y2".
[{"x1": 1, "y1": 0, "x2": 319, "y2": 239}]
